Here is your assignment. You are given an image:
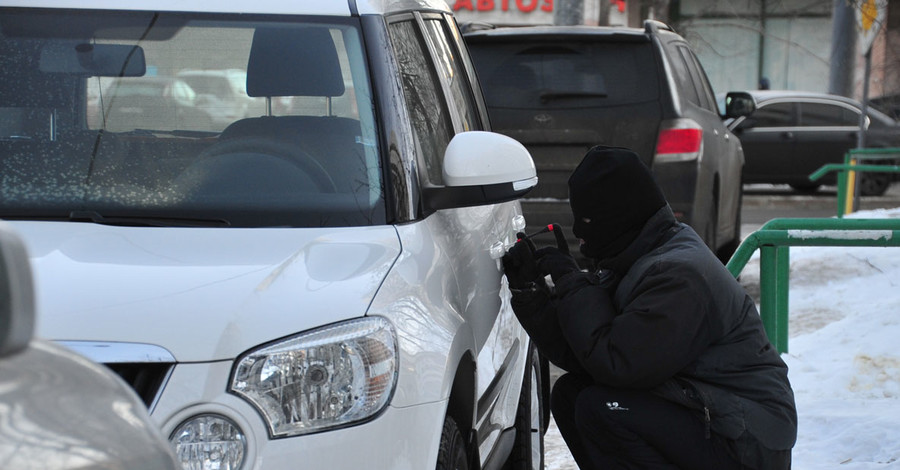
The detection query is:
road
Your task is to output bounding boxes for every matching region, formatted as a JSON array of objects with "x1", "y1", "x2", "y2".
[{"x1": 741, "y1": 183, "x2": 900, "y2": 237}]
